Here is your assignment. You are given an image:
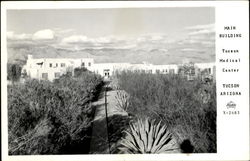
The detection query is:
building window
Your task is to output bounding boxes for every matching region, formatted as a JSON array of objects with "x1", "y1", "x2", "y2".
[
  {"x1": 165, "y1": 69, "x2": 168, "y2": 73},
  {"x1": 61, "y1": 63, "x2": 66, "y2": 67},
  {"x1": 55, "y1": 63, "x2": 58, "y2": 67},
  {"x1": 88, "y1": 62, "x2": 91, "y2": 67},
  {"x1": 49, "y1": 63, "x2": 52, "y2": 67},
  {"x1": 54, "y1": 72, "x2": 60, "y2": 78},
  {"x1": 81, "y1": 62, "x2": 85, "y2": 67},
  {"x1": 42, "y1": 73, "x2": 48, "y2": 80},
  {"x1": 36, "y1": 62, "x2": 44, "y2": 67}
]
